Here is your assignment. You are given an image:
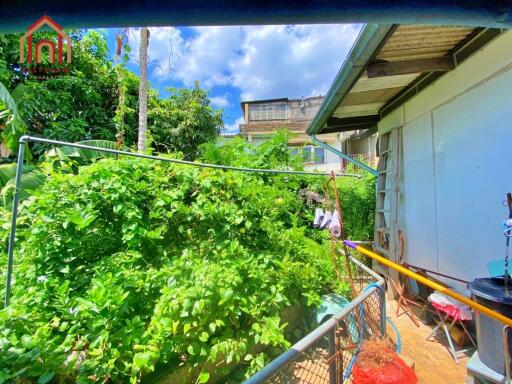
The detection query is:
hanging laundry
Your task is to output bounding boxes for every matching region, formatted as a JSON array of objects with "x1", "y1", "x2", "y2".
[
  {"x1": 329, "y1": 210, "x2": 342, "y2": 238},
  {"x1": 313, "y1": 208, "x2": 324, "y2": 227},
  {"x1": 320, "y1": 210, "x2": 332, "y2": 229}
]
